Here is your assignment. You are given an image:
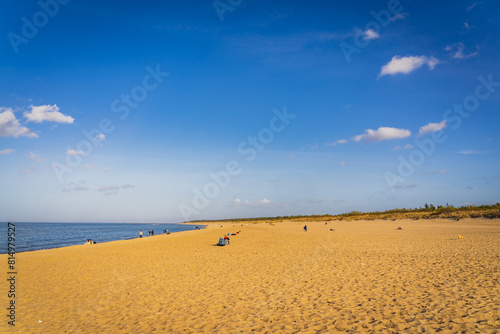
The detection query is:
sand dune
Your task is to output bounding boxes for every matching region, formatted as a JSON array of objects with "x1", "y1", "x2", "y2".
[{"x1": 1, "y1": 219, "x2": 499, "y2": 333}]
